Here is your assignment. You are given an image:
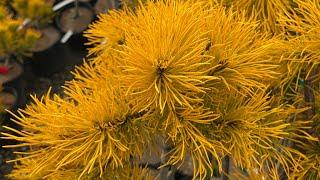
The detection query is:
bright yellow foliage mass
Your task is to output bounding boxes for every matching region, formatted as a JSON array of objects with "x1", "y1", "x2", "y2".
[{"x1": 2, "y1": 0, "x2": 319, "y2": 179}]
